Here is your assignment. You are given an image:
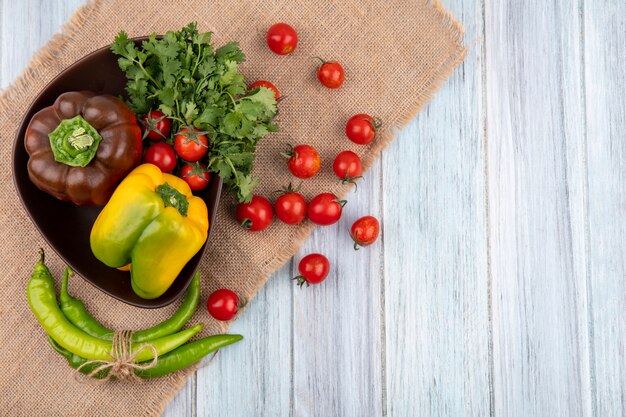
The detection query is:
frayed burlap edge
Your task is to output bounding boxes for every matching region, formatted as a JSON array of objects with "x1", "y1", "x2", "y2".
[{"x1": 0, "y1": 0, "x2": 466, "y2": 415}]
